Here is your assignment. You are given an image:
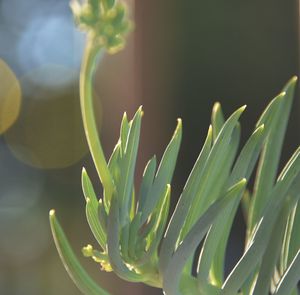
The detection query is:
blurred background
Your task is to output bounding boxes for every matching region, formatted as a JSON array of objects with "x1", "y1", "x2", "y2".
[{"x1": 0, "y1": 0, "x2": 299, "y2": 294}]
